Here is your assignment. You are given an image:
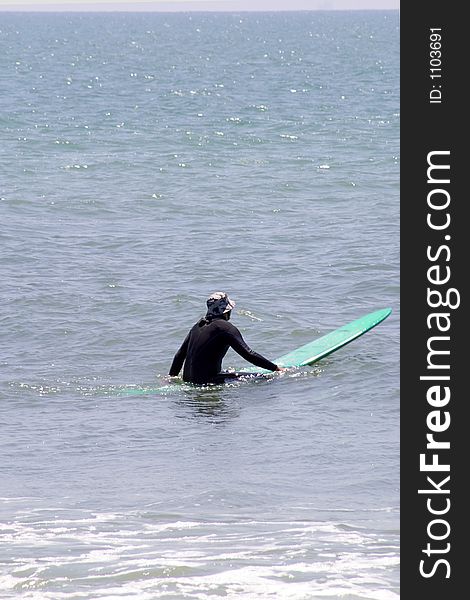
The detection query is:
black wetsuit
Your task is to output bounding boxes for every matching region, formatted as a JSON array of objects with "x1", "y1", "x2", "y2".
[{"x1": 169, "y1": 317, "x2": 278, "y2": 384}]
